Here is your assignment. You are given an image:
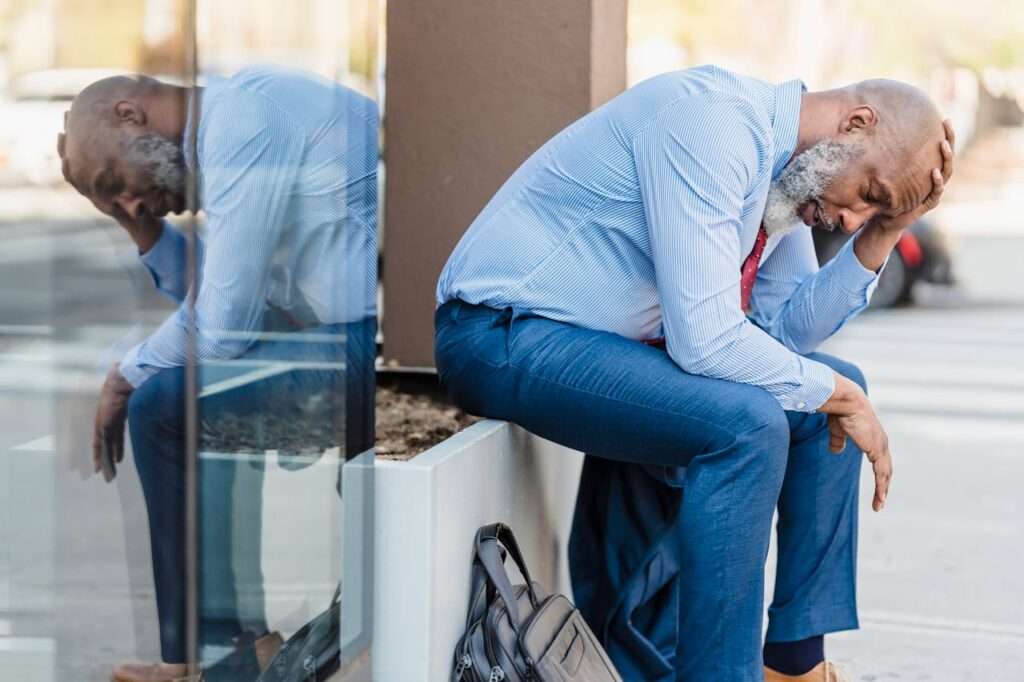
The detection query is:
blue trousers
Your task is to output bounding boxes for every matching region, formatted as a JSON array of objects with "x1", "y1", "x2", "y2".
[
  {"x1": 127, "y1": 318, "x2": 376, "y2": 668},
  {"x1": 434, "y1": 301, "x2": 864, "y2": 681}
]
